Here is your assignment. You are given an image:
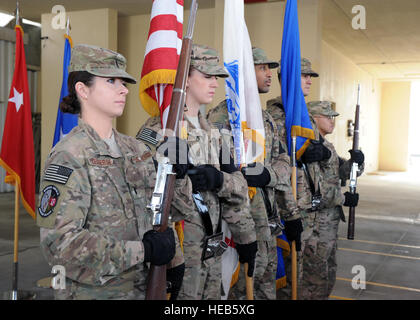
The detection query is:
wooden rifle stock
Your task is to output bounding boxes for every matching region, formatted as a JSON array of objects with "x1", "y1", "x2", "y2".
[
  {"x1": 347, "y1": 85, "x2": 360, "y2": 240},
  {"x1": 145, "y1": 0, "x2": 198, "y2": 300}
]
